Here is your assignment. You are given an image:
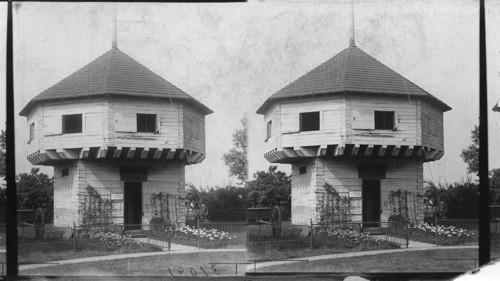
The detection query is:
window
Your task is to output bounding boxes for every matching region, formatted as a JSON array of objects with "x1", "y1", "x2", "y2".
[
  {"x1": 29, "y1": 122, "x2": 35, "y2": 142},
  {"x1": 299, "y1": 166, "x2": 307, "y2": 174},
  {"x1": 374, "y1": 111, "x2": 395, "y2": 130},
  {"x1": 62, "y1": 114, "x2": 82, "y2": 134},
  {"x1": 62, "y1": 168, "x2": 69, "y2": 177},
  {"x1": 137, "y1": 114, "x2": 157, "y2": 133},
  {"x1": 300, "y1": 112, "x2": 320, "y2": 131},
  {"x1": 266, "y1": 120, "x2": 272, "y2": 139}
]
